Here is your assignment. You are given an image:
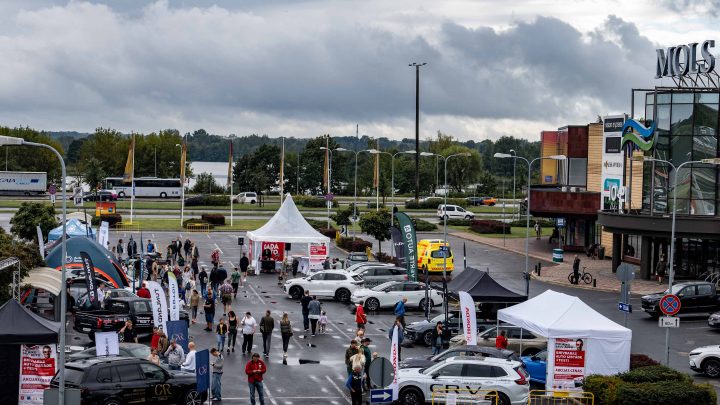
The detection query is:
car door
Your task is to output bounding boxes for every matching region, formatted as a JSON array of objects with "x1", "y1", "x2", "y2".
[
  {"x1": 678, "y1": 286, "x2": 699, "y2": 312},
  {"x1": 307, "y1": 272, "x2": 329, "y2": 296},
  {"x1": 139, "y1": 363, "x2": 172, "y2": 403},
  {"x1": 325, "y1": 273, "x2": 349, "y2": 296},
  {"x1": 360, "y1": 267, "x2": 379, "y2": 288},
  {"x1": 525, "y1": 350, "x2": 547, "y2": 383},
  {"x1": 379, "y1": 282, "x2": 405, "y2": 307},
  {"x1": 696, "y1": 284, "x2": 715, "y2": 311},
  {"x1": 113, "y1": 364, "x2": 148, "y2": 403},
  {"x1": 403, "y1": 282, "x2": 424, "y2": 306},
  {"x1": 462, "y1": 363, "x2": 495, "y2": 393},
  {"x1": 430, "y1": 363, "x2": 465, "y2": 394}
]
